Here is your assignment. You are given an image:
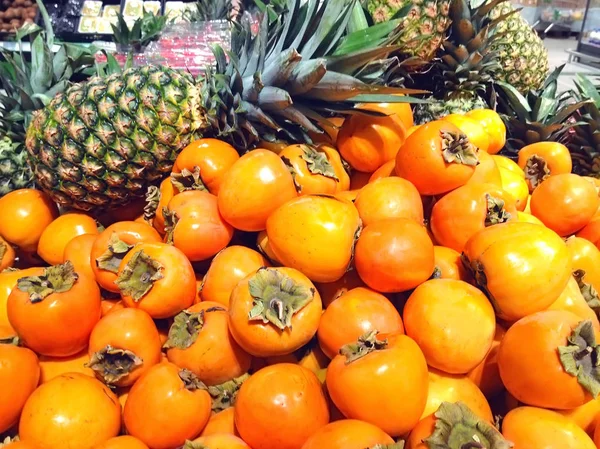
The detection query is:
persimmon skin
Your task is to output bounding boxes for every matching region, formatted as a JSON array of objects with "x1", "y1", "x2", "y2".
[
  {"x1": 594, "y1": 416, "x2": 600, "y2": 446},
  {"x1": 432, "y1": 246, "x2": 470, "y2": 281},
  {"x1": 442, "y1": 114, "x2": 490, "y2": 154},
  {"x1": 466, "y1": 150, "x2": 503, "y2": 187},
  {"x1": 19, "y1": 373, "x2": 121, "y2": 449},
  {"x1": 405, "y1": 414, "x2": 437, "y2": 449},
  {"x1": 235, "y1": 363, "x2": 329, "y2": 449},
  {"x1": 0, "y1": 267, "x2": 44, "y2": 335},
  {"x1": 201, "y1": 246, "x2": 270, "y2": 308},
  {"x1": 404, "y1": 279, "x2": 496, "y2": 374},
  {"x1": 0, "y1": 344, "x2": 40, "y2": 434},
  {"x1": 301, "y1": 419, "x2": 395, "y2": 449},
  {"x1": 566, "y1": 236, "x2": 600, "y2": 292},
  {"x1": 93, "y1": 436, "x2": 150, "y2": 449},
  {"x1": 37, "y1": 213, "x2": 99, "y2": 265},
  {"x1": 557, "y1": 398, "x2": 600, "y2": 436},
  {"x1": 518, "y1": 142, "x2": 572, "y2": 191},
  {"x1": 355, "y1": 218, "x2": 435, "y2": 293},
  {"x1": 498, "y1": 310, "x2": 595, "y2": 410},
  {"x1": 217, "y1": 149, "x2": 298, "y2": 232},
  {"x1": 354, "y1": 177, "x2": 424, "y2": 227},
  {"x1": 123, "y1": 362, "x2": 212, "y2": 449},
  {"x1": 0, "y1": 235, "x2": 16, "y2": 271},
  {"x1": 152, "y1": 178, "x2": 176, "y2": 235},
  {"x1": 467, "y1": 325, "x2": 507, "y2": 398},
  {"x1": 186, "y1": 434, "x2": 251, "y2": 449},
  {"x1": 317, "y1": 287, "x2": 404, "y2": 359},
  {"x1": 39, "y1": 349, "x2": 94, "y2": 383},
  {"x1": 200, "y1": 408, "x2": 239, "y2": 437},
  {"x1": 546, "y1": 276, "x2": 600, "y2": 330},
  {"x1": 395, "y1": 120, "x2": 478, "y2": 196},
  {"x1": 63, "y1": 234, "x2": 97, "y2": 280},
  {"x1": 530, "y1": 173, "x2": 600, "y2": 236},
  {"x1": 466, "y1": 109, "x2": 506, "y2": 155},
  {"x1": 369, "y1": 159, "x2": 396, "y2": 183},
  {"x1": 503, "y1": 406, "x2": 596, "y2": 449},
  {"x1": 499, "y1": 166, "x2": 529, "y2": 211},
  {"x1": 314, "y1": 270, "x2": 366, "y2": 309}
]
